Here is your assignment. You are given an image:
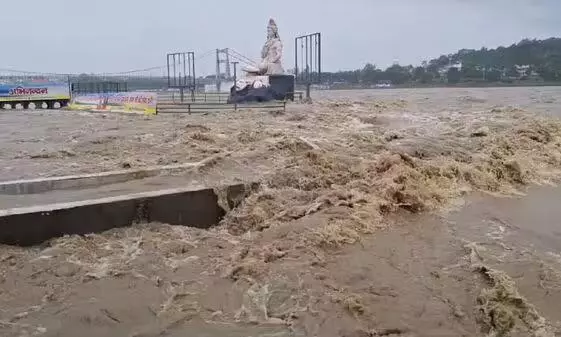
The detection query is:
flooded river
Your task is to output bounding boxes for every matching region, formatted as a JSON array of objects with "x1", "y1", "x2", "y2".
[{"x1": 1, "y1": 87, "x2": 561, "y2": 336}]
